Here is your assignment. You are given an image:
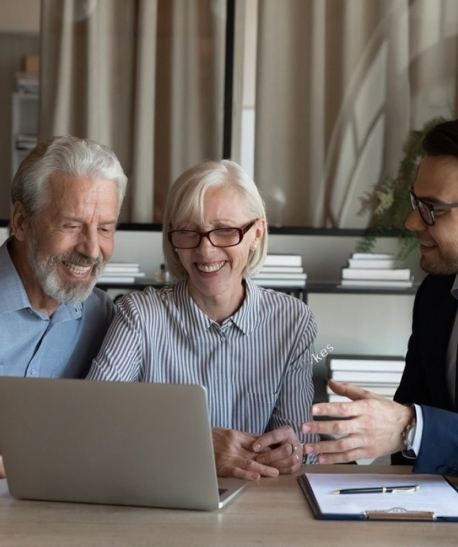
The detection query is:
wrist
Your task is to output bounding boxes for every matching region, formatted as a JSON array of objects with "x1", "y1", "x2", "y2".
[{"x1": 400, "y1": 406, "x2": 416, "y2": 454}]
